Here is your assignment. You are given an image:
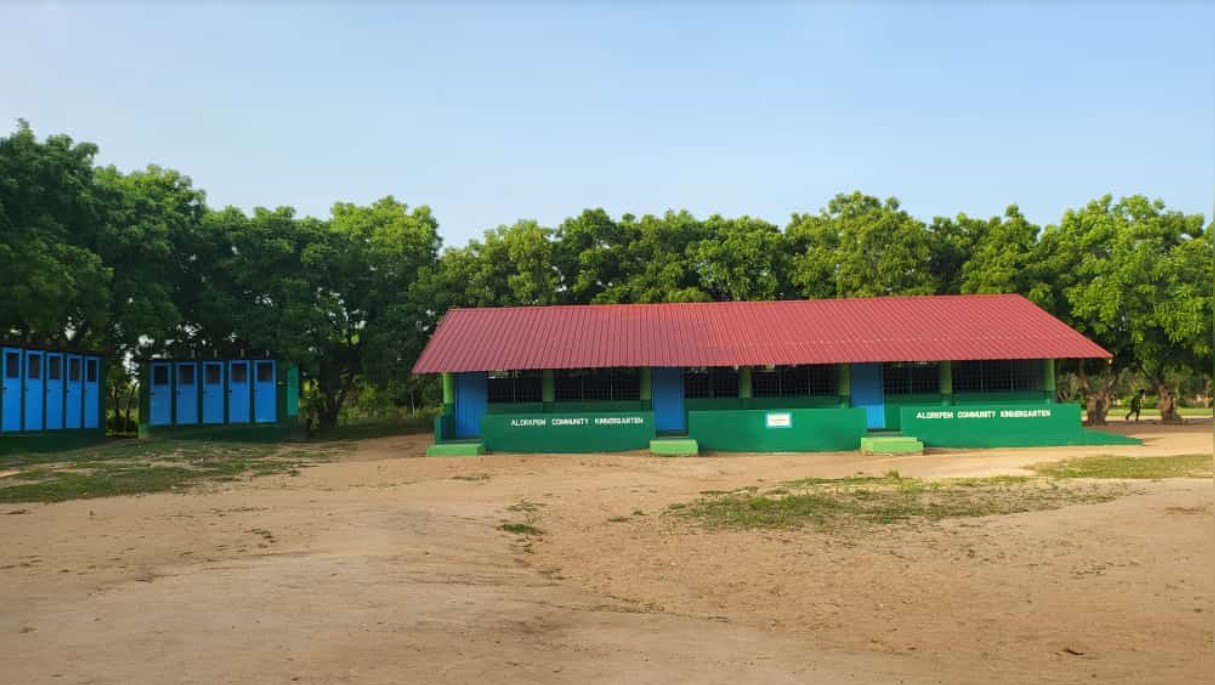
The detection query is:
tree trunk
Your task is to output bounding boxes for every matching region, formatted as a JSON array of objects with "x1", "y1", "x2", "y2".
[
  {"x1": 1078, "y1": 361, "x2": 1115, "y2": 426},
  {"x1": 1154, "y1": 380, "x2": 1183, "y2": 424}
]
